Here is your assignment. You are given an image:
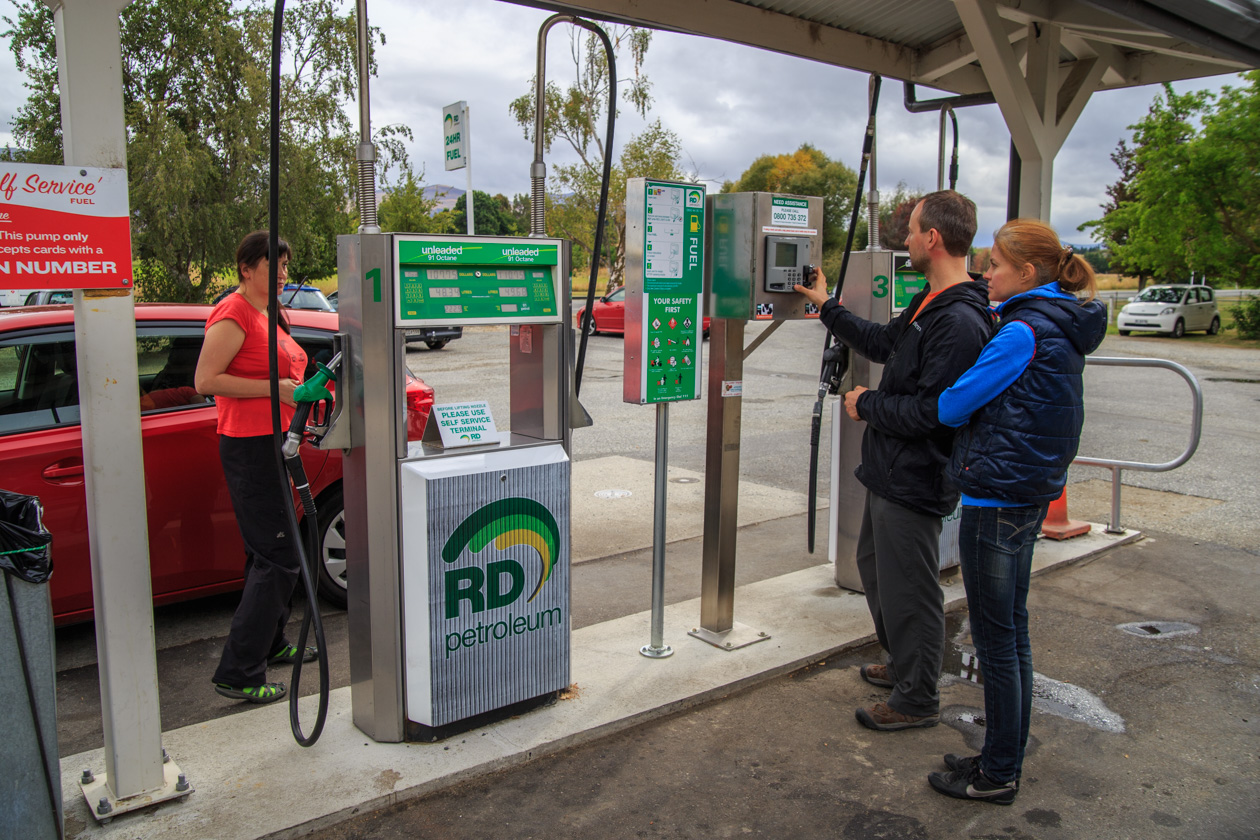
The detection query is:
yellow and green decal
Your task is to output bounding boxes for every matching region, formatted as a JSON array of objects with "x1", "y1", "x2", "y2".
[{"x1": 442, "y1": 498, "x2": 560, "y2": 619}]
